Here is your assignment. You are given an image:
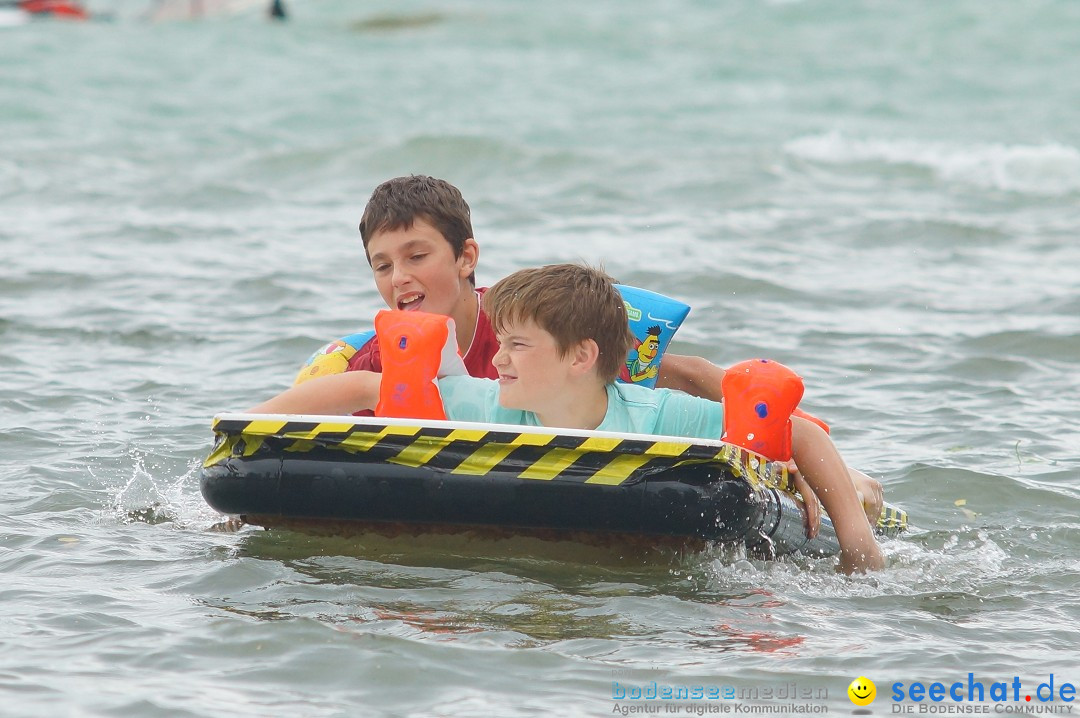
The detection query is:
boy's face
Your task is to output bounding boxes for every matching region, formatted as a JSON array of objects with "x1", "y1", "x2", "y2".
[
  {"x1": 366, "y1": 219, "x2": 478, "y2": 321},
  {"x1": 491, "y1": 318, "x2": 576, "y2": 414}
]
